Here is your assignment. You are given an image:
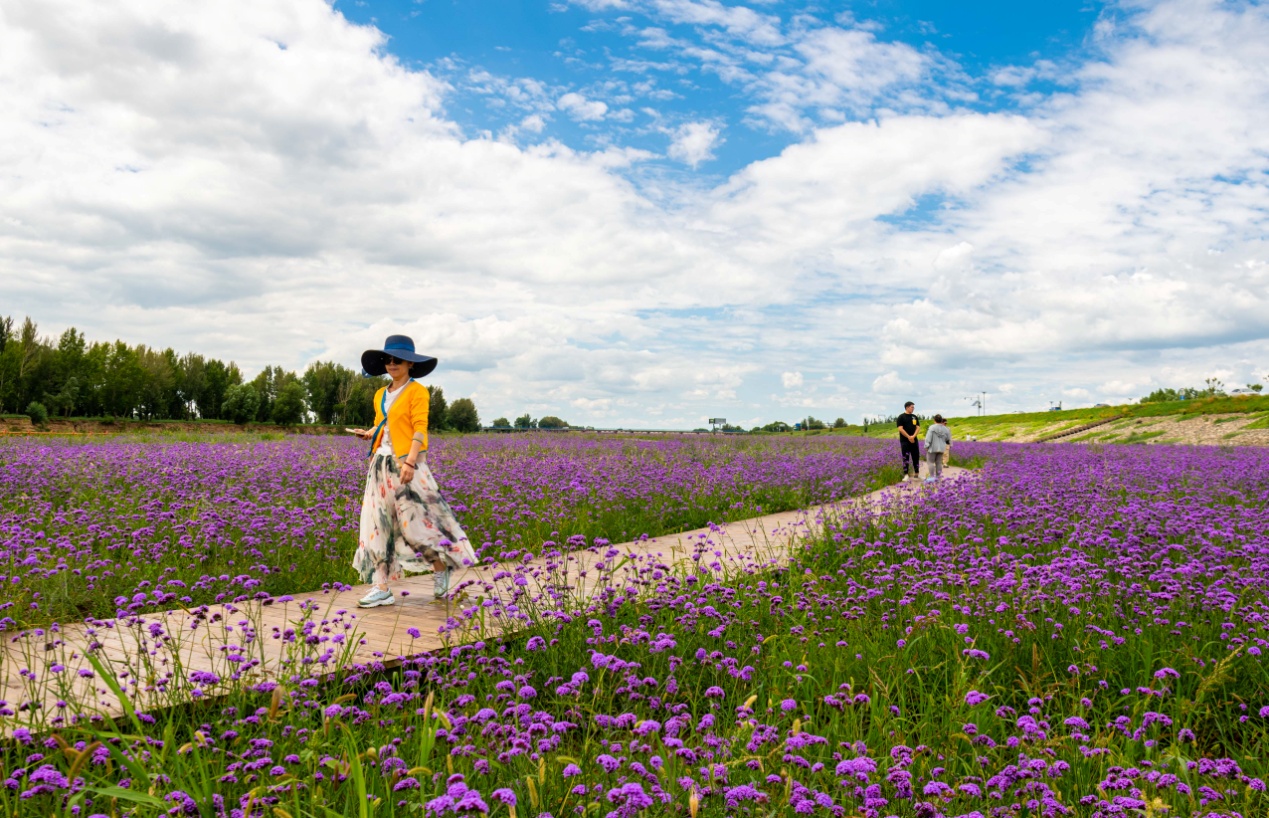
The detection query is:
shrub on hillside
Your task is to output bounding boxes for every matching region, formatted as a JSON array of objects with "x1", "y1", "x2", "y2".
[
  {"x1": 1141, "y1": 377, "x2": 1226, "y2": 403},
  {"x1": 25, "y1": 401, "x2": 48, "y2": 426}
]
